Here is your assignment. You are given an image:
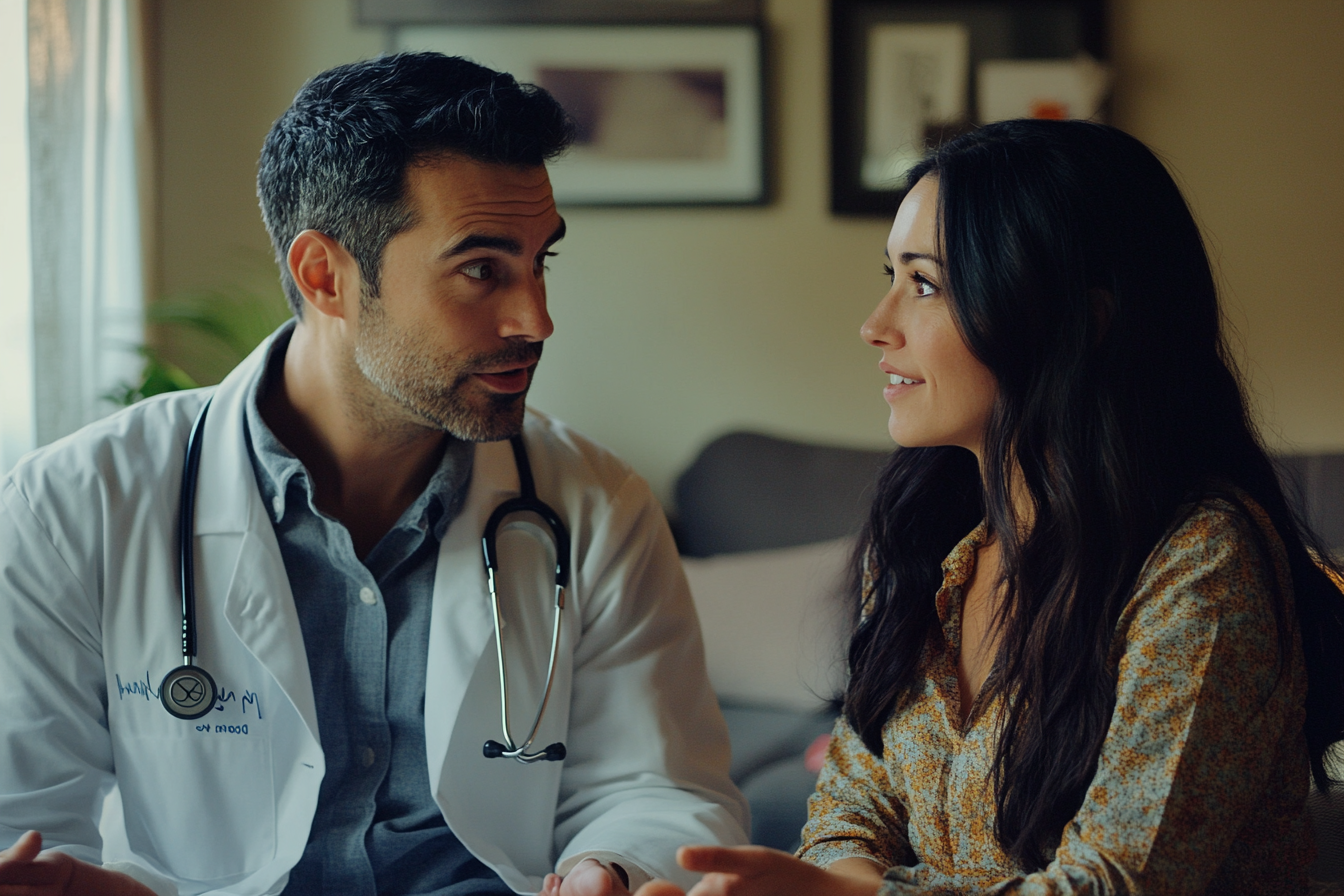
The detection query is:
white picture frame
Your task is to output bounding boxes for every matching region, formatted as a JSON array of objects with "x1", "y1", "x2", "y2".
[
  {"x1": 977, "y1": 55, "x2": 1109, "y2": 124},
  {"x1": 396, "y1": 25, "x2": 766, "y2": 205}
]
